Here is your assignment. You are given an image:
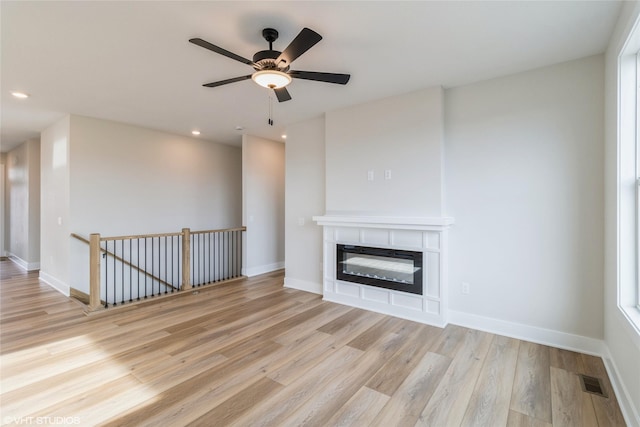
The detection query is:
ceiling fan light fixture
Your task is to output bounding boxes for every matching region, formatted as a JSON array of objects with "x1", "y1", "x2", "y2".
[{"x1": 251, "y1": 70, "x2": 291, "y2": 89}]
